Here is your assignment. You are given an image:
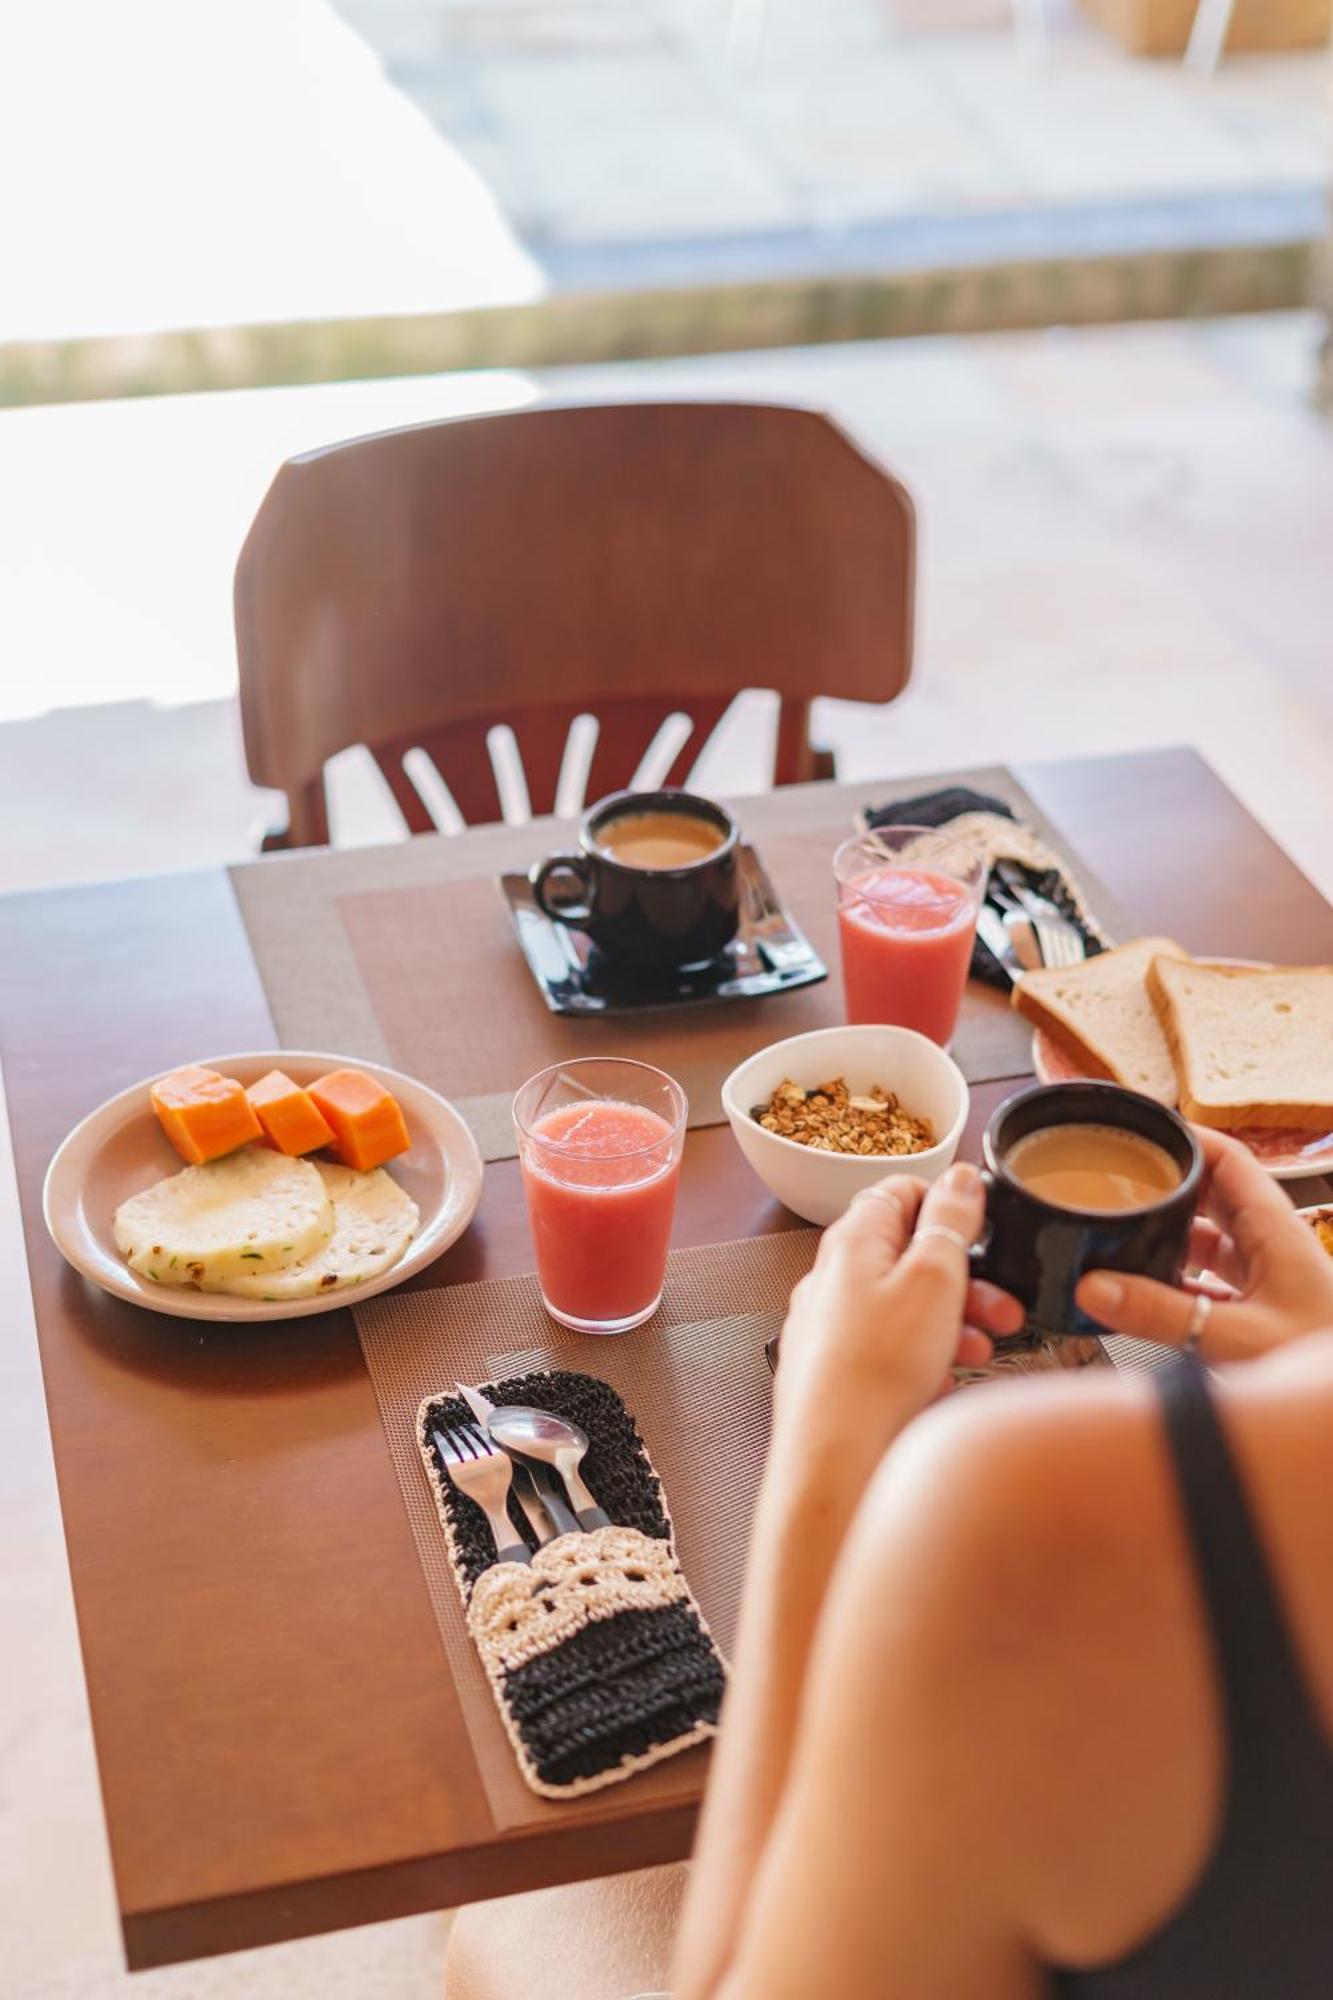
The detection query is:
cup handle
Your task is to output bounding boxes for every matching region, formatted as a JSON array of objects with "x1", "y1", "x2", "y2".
[
  {"x1": 532, "y1": 852, "x2": 594, "y2": 929},
  {"x1": 967, "y1": 1169, "x2": 995, "y2": 1286}
]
